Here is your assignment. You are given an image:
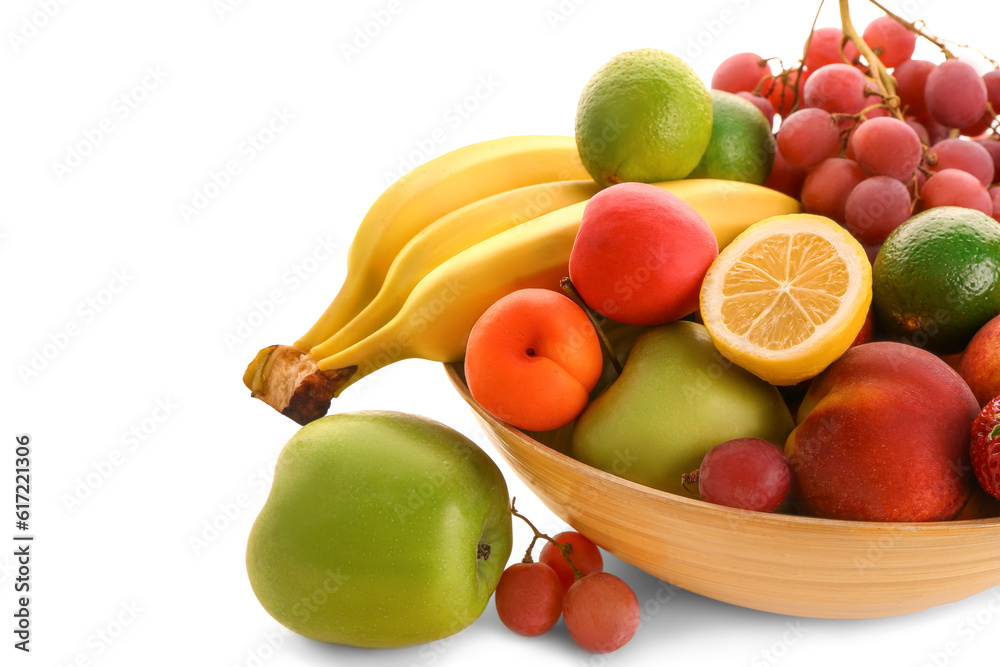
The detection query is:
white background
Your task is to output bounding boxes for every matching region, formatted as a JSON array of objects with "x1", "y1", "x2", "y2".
[{"x1": 4, "y1": 0, "x2": 1000, "y2": 665}]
